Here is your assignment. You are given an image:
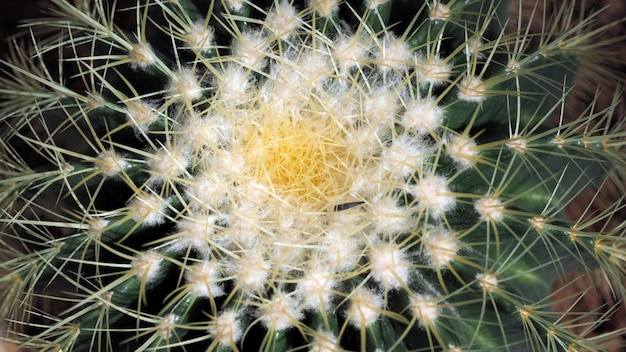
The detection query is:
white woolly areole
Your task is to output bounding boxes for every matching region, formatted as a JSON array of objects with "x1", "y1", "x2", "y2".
[
  {"x1": 369, "y1": 242, "x2": 410, "y2": 289},
  {"x1": 125, "y1": 100, "x2": 158, "y2": 131},
  {"x1": 319, "y1": 229, "x2": 363, "y2": 272},
  {"x1": 418, "y1": 56, "x2": 452, "y2": 86},
  {"x1": 185, "y1": 261, "x2": 224, "y2": 298},
  {"x1": 507, "y1": 136, "x2": 528, "y2": 153},
  {"x1": 309, "y1": 0, "x2": 340, "y2": 17},
  {"x1": 260, "y1": 292, "x2": 303, "y2": 331},
  {"x1": 129, "y1": 42, "x2": 156, "y2": 69},
  {"x1": 218, "y1": 65, "x2": 253, "y2": 105},
  {"x1": 95, "y1": 150, "x2": 128, "y2": 177},
  {"x1": 380, "y1": 135, "x2": 429, "y2": 179},
  {"x1": 447, "y1": 135, "x2": 478, "y2": 166},
  {"x1": 369, "y1": 195, "x2": 411, "y2": 235},
  {"x1": 131, "y1": 252, "x2": 162, "y2": 283},
  {"x1": 186, "y1": 173, "x2": 229, "y2": 208},
  {"x1": 475, "y1": 197, "x2": 505, "y2": 223},
  {"x1": 411, "y1": 175, "x2": 455, "y2": 218},
  {"x1": 422, "y1": 228, "x2": 459, "y2": 269},
  {"x1": 363, "y1": 88, "x2": 398, "y2": 123},
  {"x1": 234, "y1": 250, "x2": 271, "y2": 291},
  {"x1": 209, "y1": 310, "x2": 243, "y2": 346},
  {"x1": 265, "y1": 2, "x2": 299, "y2": 38},
  {"x1": 129, "y1": 192, "x2": 167, "y2": 225},
  {"x1": 296, "y1": 267, "x2": 336, "y2": 311},
  {"x1": 149, "y1": 147, "x2": 189, "y2": 181},
  {"x1": 88, "y1": 218, "x2": 109, "y2": 237},
  {"x1": 367, "y1": 0, "x2": 390, "y2": 10},
  {"x1": 157, "y1": 314, "x2": 178, "y2": 339},
  {"x1": 184, "y1": 22, "x2": 214, "y2": 52},
  {"x1": 402, "y1": 98, "x2": 444, "y2": 135},
  {"x1": 333, "y1": 35, "x2": 369, "y2": 70},
  {"x1": 168, "y1": 68, "x2": 203, "y2": 102},
  {"x1": 410, "y1": 294, "x2": 439, "y2": 327},
  {"x1": 477, "y1": 272, "x2": 498, "y2": 292},
  {"x1": 376, "y1": 35, "x2": 412, "y2": 70},
  {"x1": 175, "y1": 212, "x2": 219, "y2": 255},
  {"x1": 347, "y1": 288, "x2": 383, "y2": 327},
  {"x1": 458, "y1": 75, "x2": 486, "y2": 102},
  {"x1": 309, "y1": 331, "x2": 339, "y2": 352},
  {"x1": 429, "y1": 2, "x2": 451, "y2": 20},
  {"x1": 233, "y1": 31, "x2": 268, "y2": 67}
]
